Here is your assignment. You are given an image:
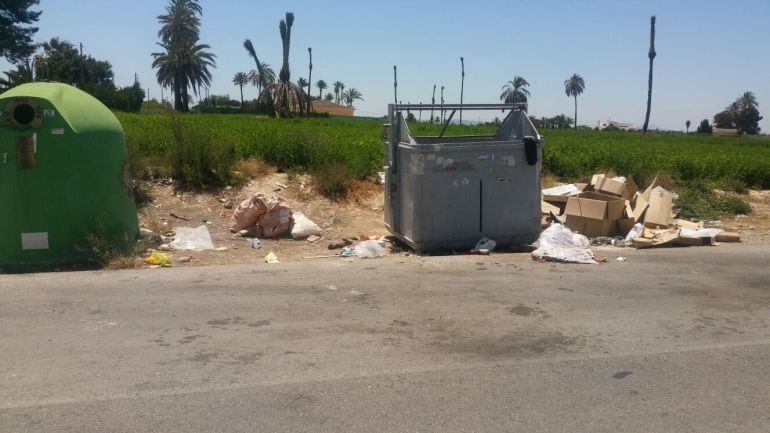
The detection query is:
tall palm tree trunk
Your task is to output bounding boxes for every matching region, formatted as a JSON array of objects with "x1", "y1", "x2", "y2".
[
  {"x1": 574, "y1": 94, "x2": 578, "y2": 128},
  {"x1": 642, "y1": 16, "x2": 656, "y2": 135},
  {"x1": 239, "y1": 83, "x2": 244, "y2": 109}
]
